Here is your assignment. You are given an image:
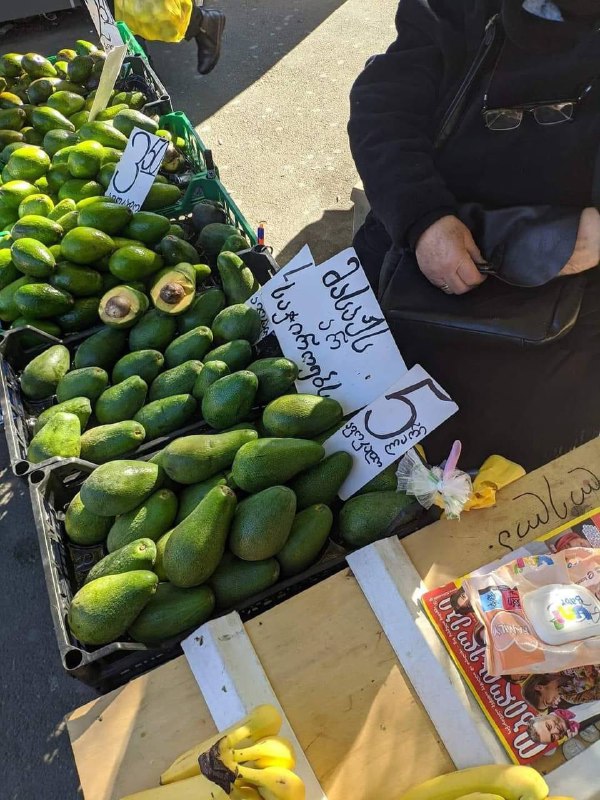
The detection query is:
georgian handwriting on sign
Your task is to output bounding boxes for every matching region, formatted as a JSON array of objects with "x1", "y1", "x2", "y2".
[
  {"x1": 83, "y1": 0, "x2": 124, "y2": 51},
  {"x1": 260, "y1": 247, "x2": 407, "y2": 415},
  {"x1": 324, "y1": 364, "x2": 458, "y2": 499},
  {"x1": 496, "y1": 467, "x2": 600, "y2": 552},
  {"x1": 106, "y1": 128, "x2": 169, "y2": 213},
  {"x1": 247, "y1": 245, "x2": 315, "y2": 342}
]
